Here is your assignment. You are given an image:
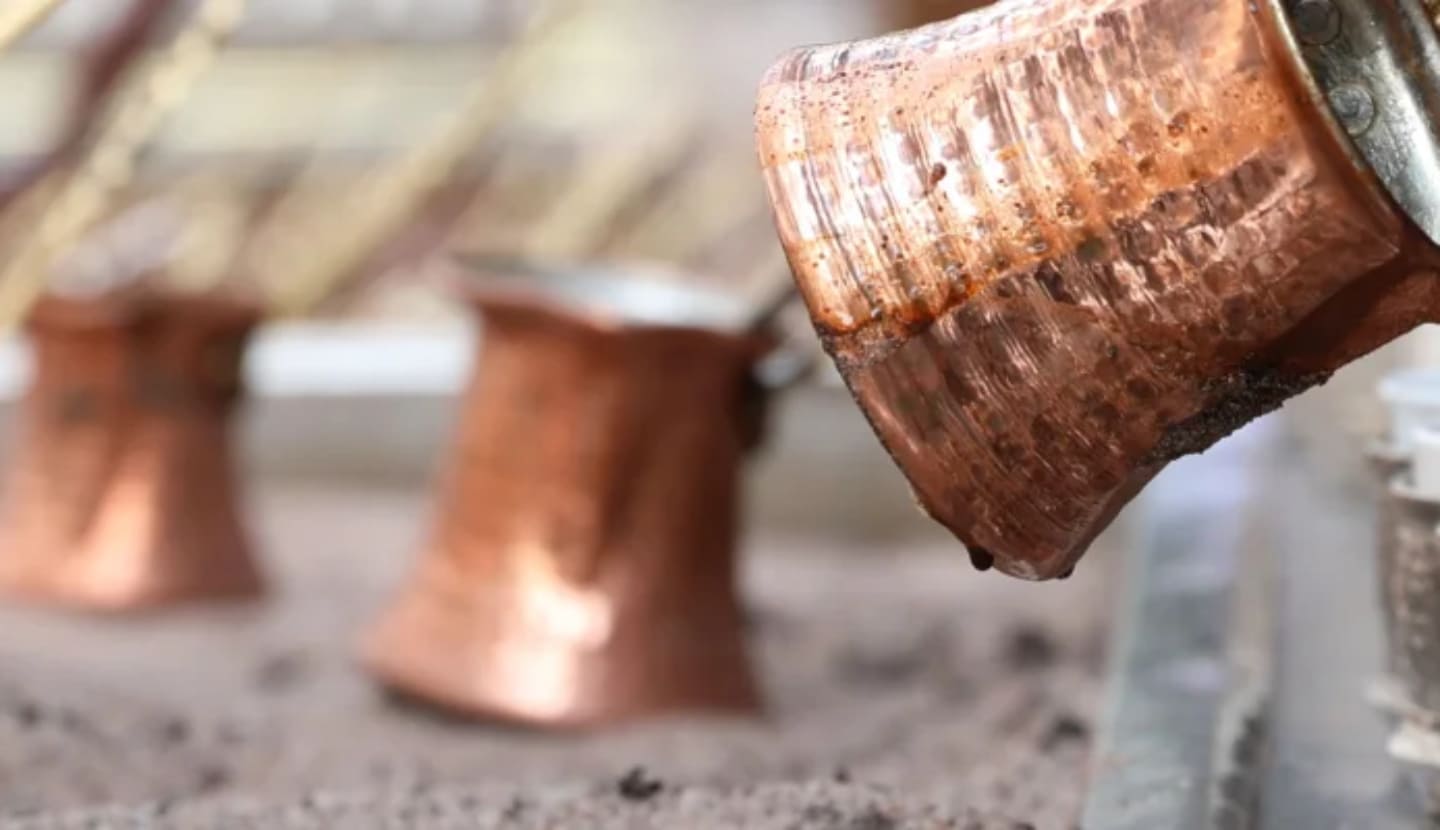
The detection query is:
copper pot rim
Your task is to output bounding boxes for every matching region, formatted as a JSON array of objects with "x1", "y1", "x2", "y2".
[
  {"x1": 28, "y1": 285, "x2": 262, "y2": 332},
  {"x1": 447, "y1": 253, "x2": 770, "y2": 342}
]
